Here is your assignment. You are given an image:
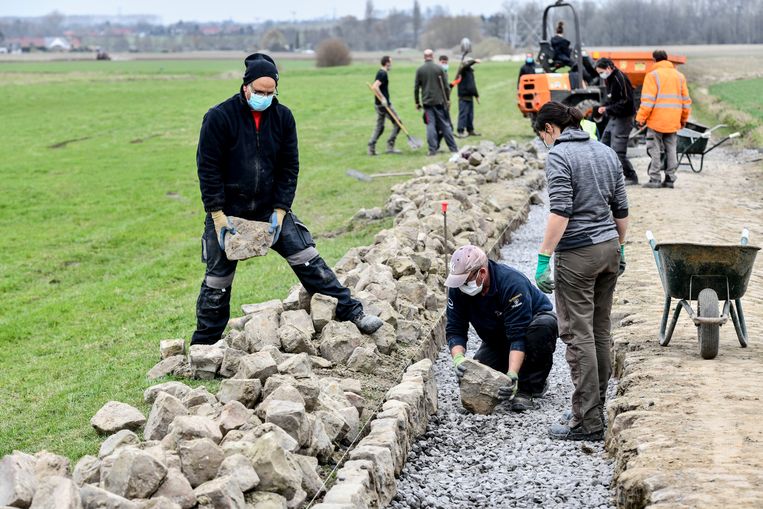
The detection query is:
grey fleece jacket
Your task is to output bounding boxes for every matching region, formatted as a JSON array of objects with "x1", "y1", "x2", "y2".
[{"x1": 546, "y1": 128, "x2": 629, "y2": 251}]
